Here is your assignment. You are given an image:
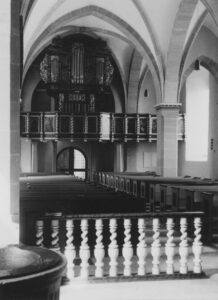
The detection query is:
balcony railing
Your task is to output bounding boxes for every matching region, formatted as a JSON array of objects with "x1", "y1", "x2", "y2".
[
  {"x1": 34, "y1": 212, "x2": 204, "y2": 281},
  {"x1": 20, "y1": 112, "x2": 185, "y2": 142}
]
